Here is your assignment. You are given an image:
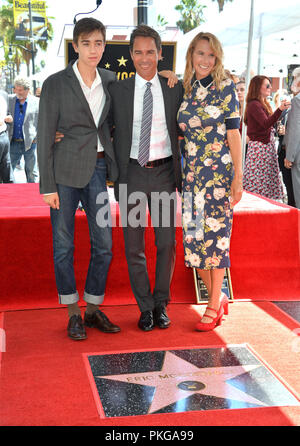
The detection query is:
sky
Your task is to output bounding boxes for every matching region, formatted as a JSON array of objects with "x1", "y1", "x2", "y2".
[{"x1": 5, "y1": 0, "x2": 300, "y2": 79}]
